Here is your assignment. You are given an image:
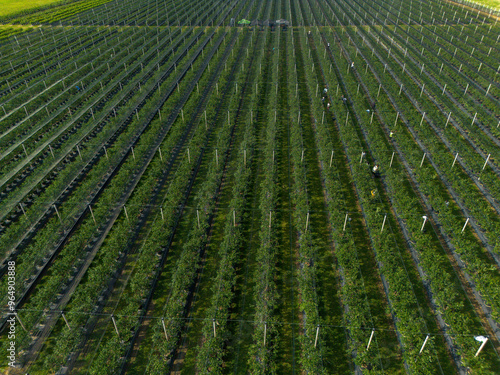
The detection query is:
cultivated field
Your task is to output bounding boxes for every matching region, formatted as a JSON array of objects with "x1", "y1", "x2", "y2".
[{"x1": 0, "y1": 0, "x2": 499, "y2": 374}]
